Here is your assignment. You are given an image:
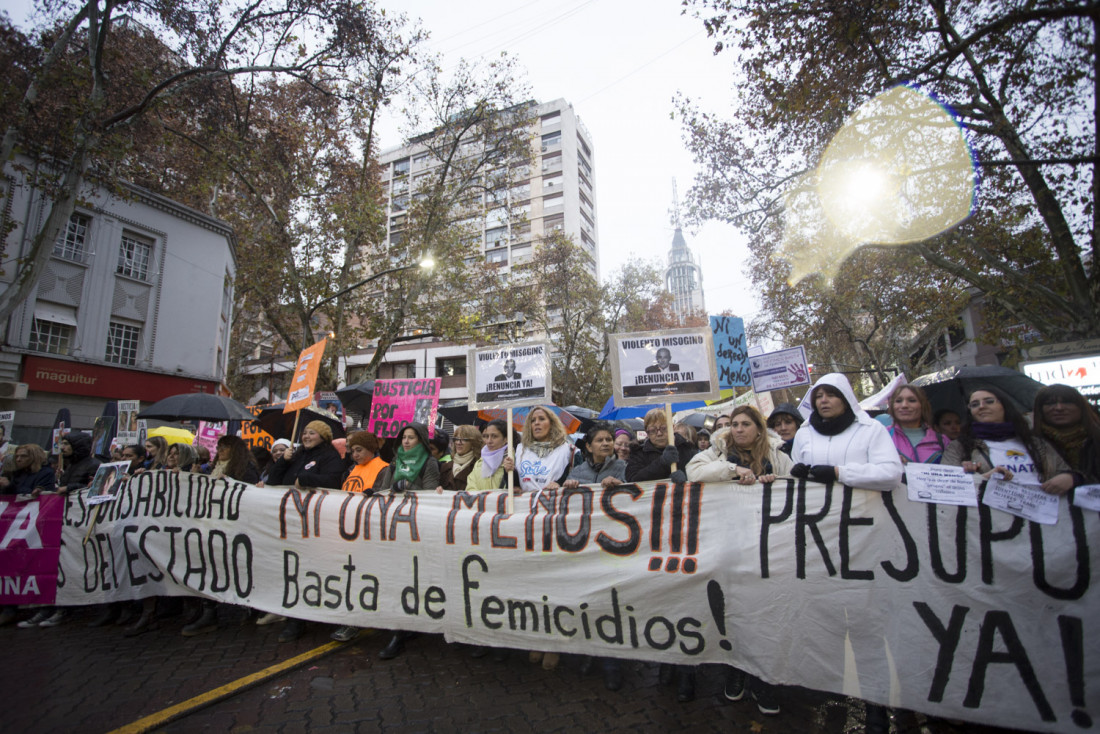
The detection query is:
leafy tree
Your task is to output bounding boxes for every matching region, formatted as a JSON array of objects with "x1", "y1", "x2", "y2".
[
  {"x1": 679, "y1": 0, "x2": 1098, "y2": 344},
  {"x1": 0, "y1": 0, "x2": 396, "y2": 328}
]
